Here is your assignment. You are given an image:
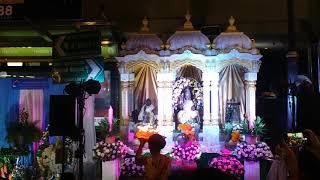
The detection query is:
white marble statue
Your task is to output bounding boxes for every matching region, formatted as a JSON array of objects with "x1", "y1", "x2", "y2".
[{"x1": 177, "y1": 88, "x2": 199, "y2": 124}]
